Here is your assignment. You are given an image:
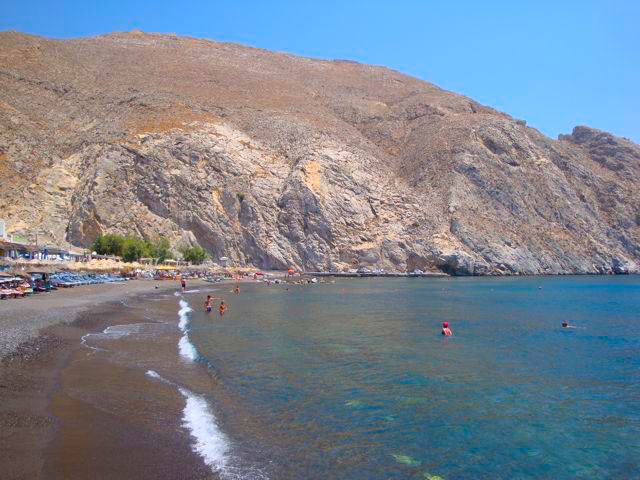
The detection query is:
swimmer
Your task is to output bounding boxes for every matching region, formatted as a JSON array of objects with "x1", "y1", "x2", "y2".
[
  {"x1": 204, "y1": 295, "x2": 212, "y2": 313},
  {"x1": 234, "y1": 285, "x2": 240, "y2": 294},
  {"x1": 219, "y1": 301, "x2": 226, "y2": 316},
  {"x1": 441, "y1": 322, "x2": 452, "y2": 336},
  {"x1": 562, "y1": 320, "x2": 578, "y2": 329}
]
